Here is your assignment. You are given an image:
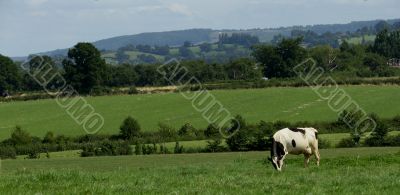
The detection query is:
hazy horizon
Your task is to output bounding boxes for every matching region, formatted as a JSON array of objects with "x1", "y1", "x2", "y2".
[{"x1": 1, "y1": 0, "x2": 399, "y2": 57}]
